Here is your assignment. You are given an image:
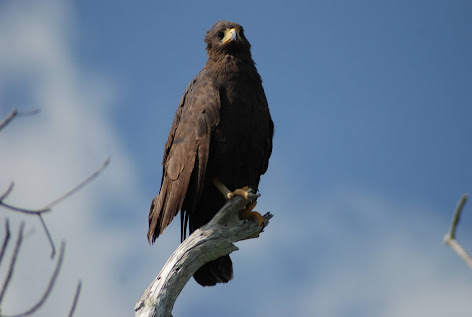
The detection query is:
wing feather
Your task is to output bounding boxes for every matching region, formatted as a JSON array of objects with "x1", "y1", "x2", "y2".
[{"x1": 148, "y1": 70, "x2": 220, "y2": 244}]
